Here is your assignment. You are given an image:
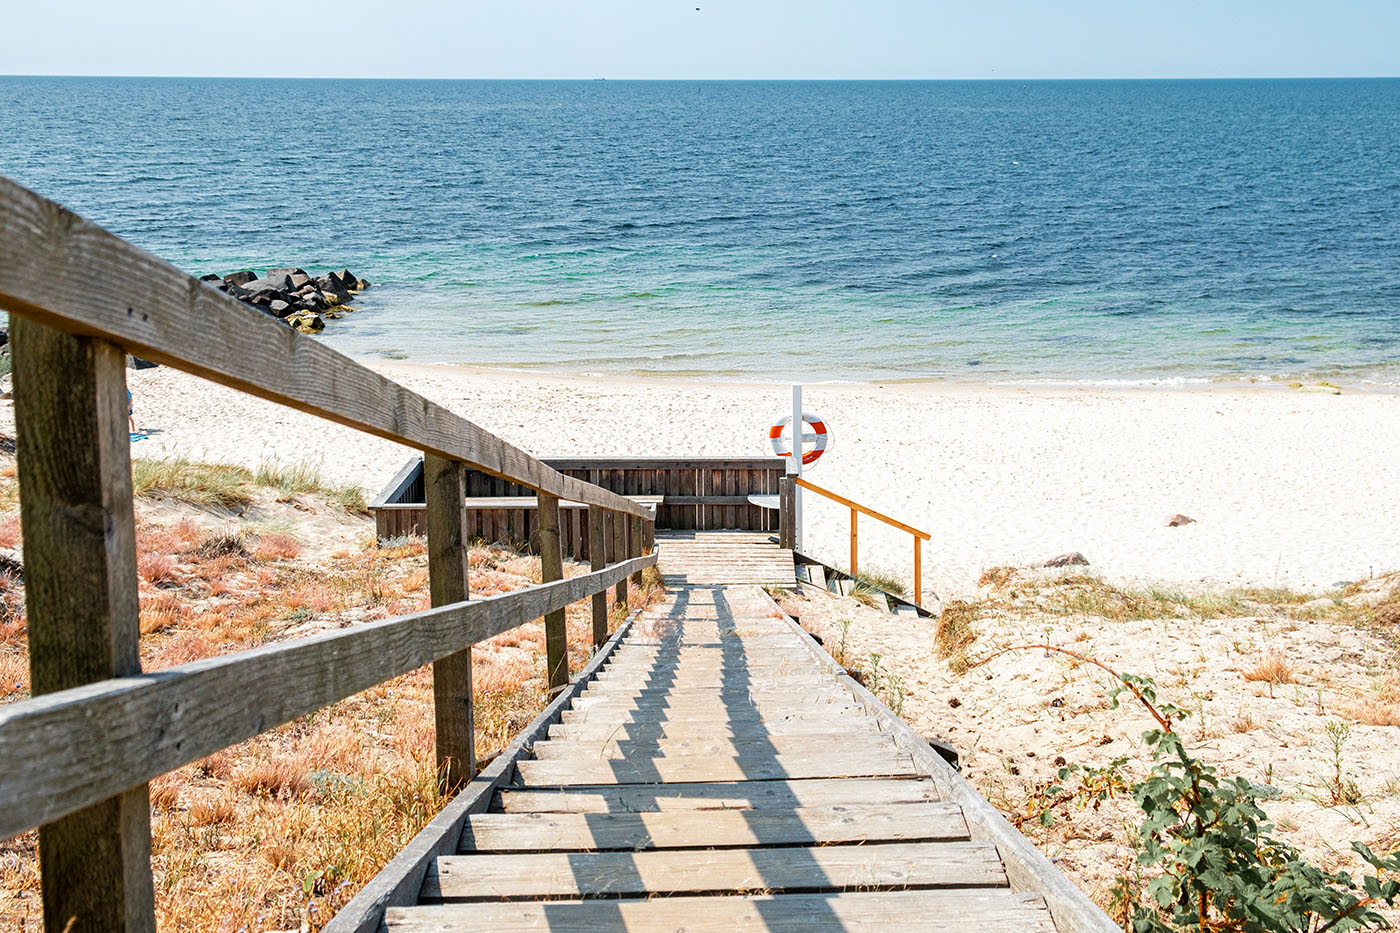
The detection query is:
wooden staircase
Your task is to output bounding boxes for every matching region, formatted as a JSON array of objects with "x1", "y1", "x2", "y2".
[{"x1": 380, "y1": 586, "x2": 1065, "y2": 931}]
